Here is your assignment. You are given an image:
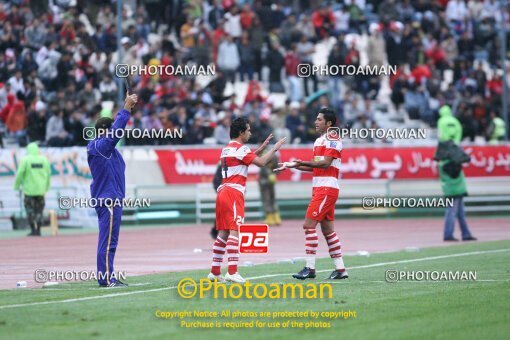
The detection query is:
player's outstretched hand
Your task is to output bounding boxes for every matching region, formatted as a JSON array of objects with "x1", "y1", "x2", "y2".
[
  {"x1": 124, "y1": 91, "x2": 138, "y2": 111},
  {"x1": 273, "y1": 137, "x2": 287, "y2": 150},
  {"x1": 274, "y1": 161, "x2": 299, "y2": 172},
  {"x1": 260, "y1": 133, "x2": 273, "y2": 149}
]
